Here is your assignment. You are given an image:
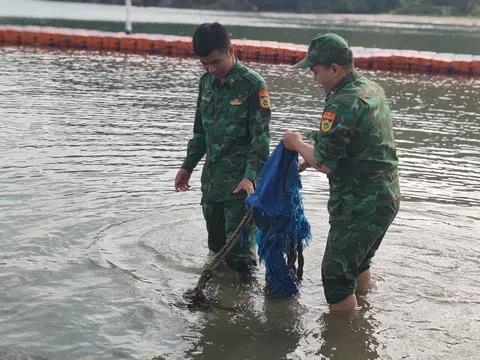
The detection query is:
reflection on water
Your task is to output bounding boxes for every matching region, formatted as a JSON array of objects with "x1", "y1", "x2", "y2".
[
  {"x1": 186, "y1": 295, "x2": 303, "y2": 360},
  {"x1": 317, "y1": 300, "x2": 380, "y2": 360},
  {"x1": 0, "y1": 48, "x2": 479, "y2": 359}
]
